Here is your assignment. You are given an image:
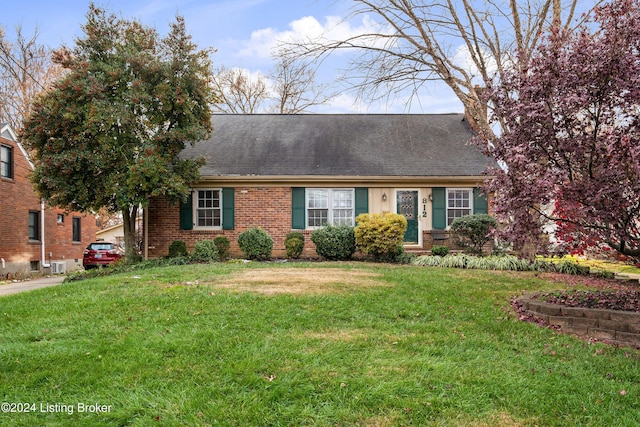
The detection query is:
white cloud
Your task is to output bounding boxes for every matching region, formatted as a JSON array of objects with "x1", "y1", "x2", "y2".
[
  {"x1": 236, "y1": 14, "x2": 393, "y2": 59},
  {"x1": 450, "y1": 44, "x2": 499, "y2": 82}
]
